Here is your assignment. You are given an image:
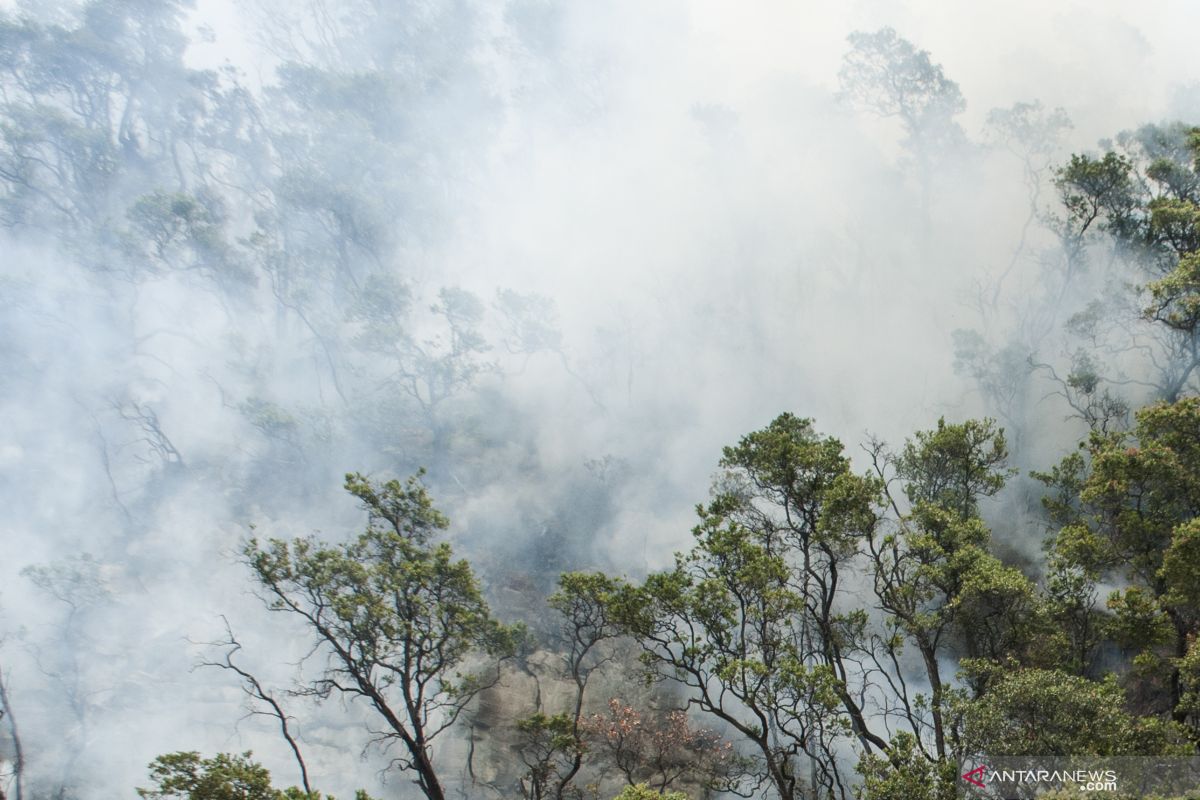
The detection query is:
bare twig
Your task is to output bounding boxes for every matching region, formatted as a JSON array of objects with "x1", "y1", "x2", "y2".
[{"x1": 197, "y1": 618, "x2": 312, "y2": 795}]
